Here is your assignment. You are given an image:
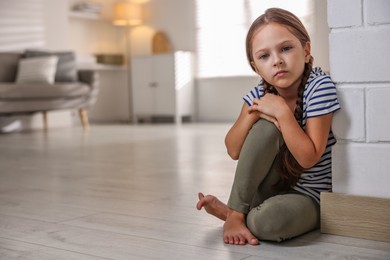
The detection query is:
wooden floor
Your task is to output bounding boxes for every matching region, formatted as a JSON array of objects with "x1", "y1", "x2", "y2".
[{"x1": 0, "y1": 124, "x2": 389, "y2": 260}]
